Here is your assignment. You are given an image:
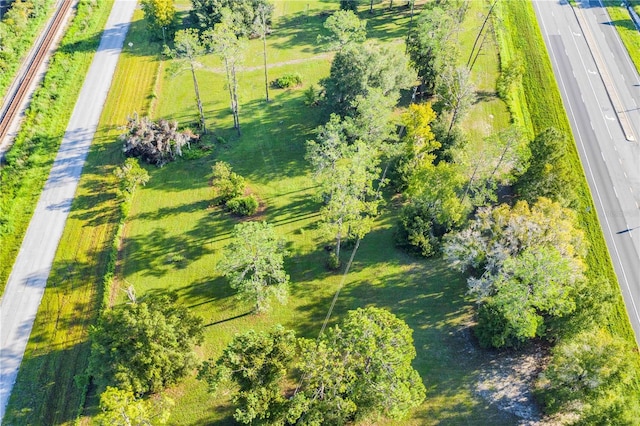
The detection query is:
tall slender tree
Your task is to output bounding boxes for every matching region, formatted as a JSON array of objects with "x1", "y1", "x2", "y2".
[
  {"x1": 253, "y1": 2, "x2": 274, "y2": 102},
  {"x1": 171, "y1": 29, "x2": 207, "y2": 133}
]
